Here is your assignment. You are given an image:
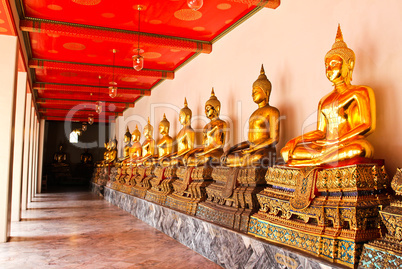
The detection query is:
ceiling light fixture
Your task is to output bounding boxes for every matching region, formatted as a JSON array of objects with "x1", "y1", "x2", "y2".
[
  {"x1": 88, "y1": 114, "x2": 94, "y2": 125},
  {"x1": 82, "y1": 122, "x2": 87, "y2": 132},
  {"x1": 109, "y1": 49, "x2": 118, "y2": 98},
  {"x1": 187, "y1": 0, "x2": 203, "y2": 10},
  {"x1": 96, "y1": 75, "x2": 102, "y2": 114},
  {"x1": 132, "y1": 5, "x2": 144, "y2": 71}
]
